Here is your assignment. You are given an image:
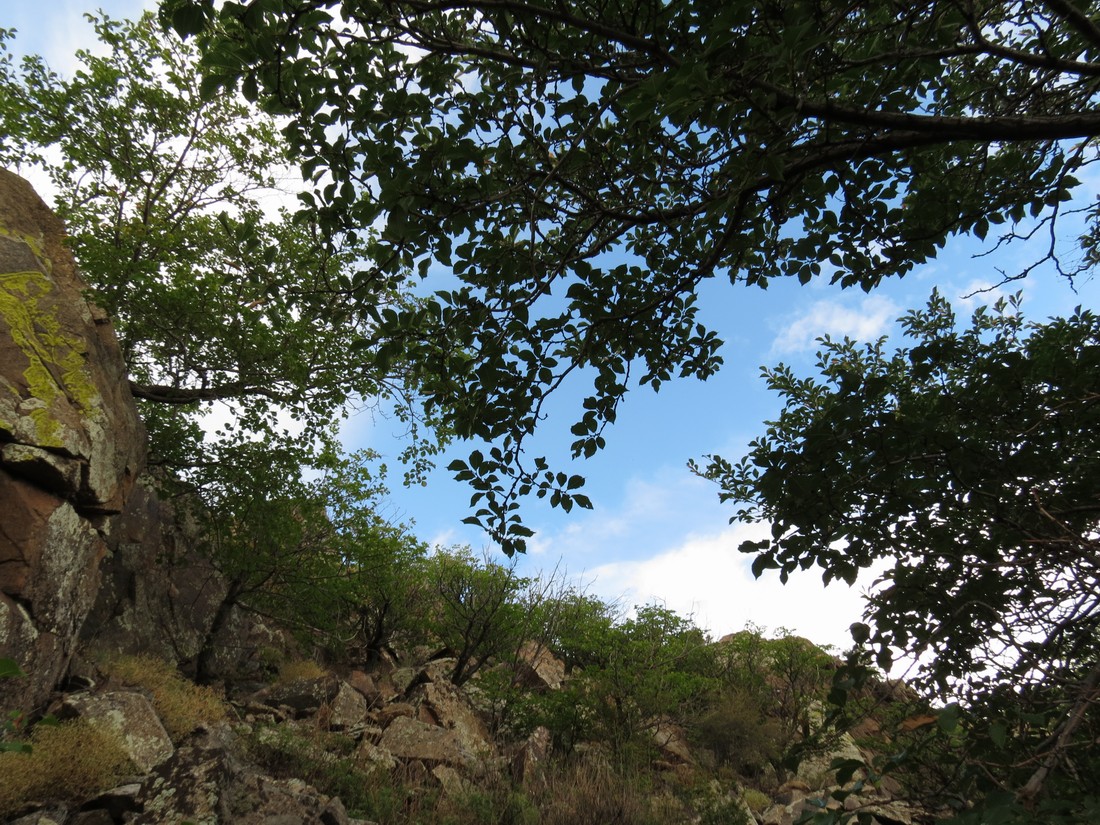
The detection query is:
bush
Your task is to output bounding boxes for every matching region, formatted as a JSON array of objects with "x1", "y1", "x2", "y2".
[
  {"x1": 101, "y1": 654, "x2": 225, "y2": 741},
  {"x1": 0, "y1": 719, "x2": 131, "y2": 816},
  {"x1": 693, "y1": 688, "x2": 781, "y2": 773},
  {"x1": 742, "y1": 787, "x2": 772, "y2": 814},
  {"x1": 247, "y1": 721, "x2": 412, "y2": 820},
  {"x1": 276, "y1": 659, "x2": 329, "y2": 684}
]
